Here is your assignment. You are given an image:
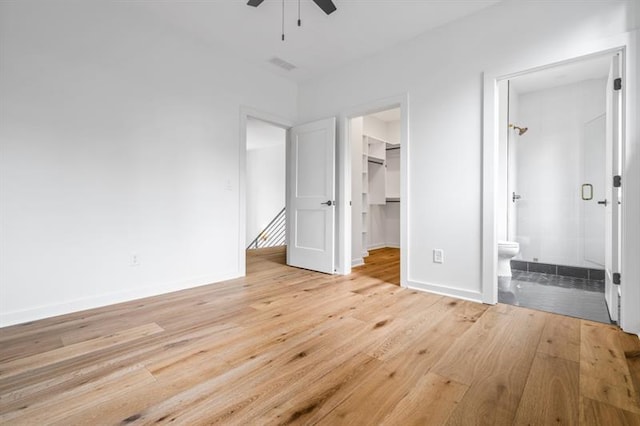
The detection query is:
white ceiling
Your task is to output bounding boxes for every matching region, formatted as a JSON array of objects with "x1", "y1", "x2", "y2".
[
  {"x1": 510, "y1": 54, "x2": 612, "y2": 94},
  {"x1": 142, "y1": 0, "x2": 502, "y2": 82}
]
